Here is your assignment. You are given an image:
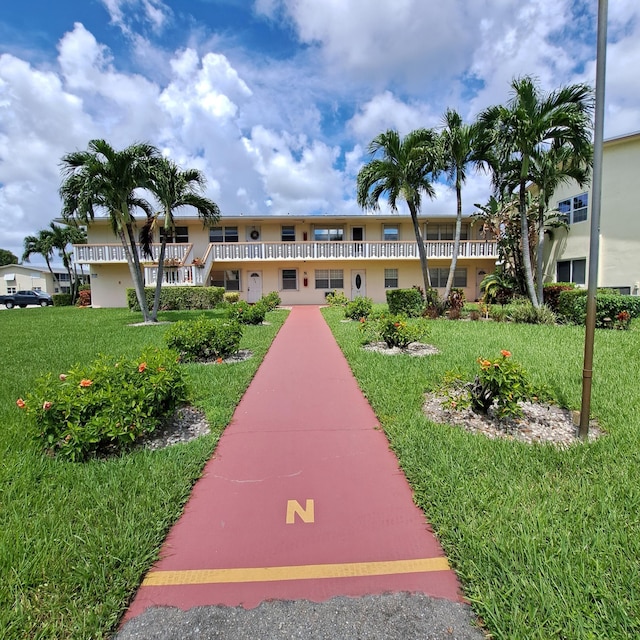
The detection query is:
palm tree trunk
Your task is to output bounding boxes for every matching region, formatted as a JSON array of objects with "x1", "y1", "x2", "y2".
[
  {"x1": 120, "y1": 225, "x2": 151, "y2": 322},
  {"x1": 151, "y1": 237, "x2": 167, "y2": 322},
  {"x1": 443, "y1": 179, "x2": 462, "y2": 301},
  {"x1": 536, "y1": 202, "x2": 546, "y2": 304},
  {"x1": 519, "y1": 182, "x2": 539, "y2": 307},
  {"x1": 408, "y1": 201, "x2": 431, "y2": 293}
]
